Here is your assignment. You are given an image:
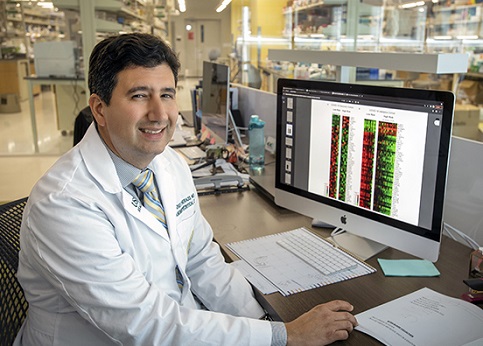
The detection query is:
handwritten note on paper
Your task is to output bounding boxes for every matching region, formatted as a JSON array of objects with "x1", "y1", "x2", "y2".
[{"x1": 355, "y1": 287, "x2": 483, "y2": 346}]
